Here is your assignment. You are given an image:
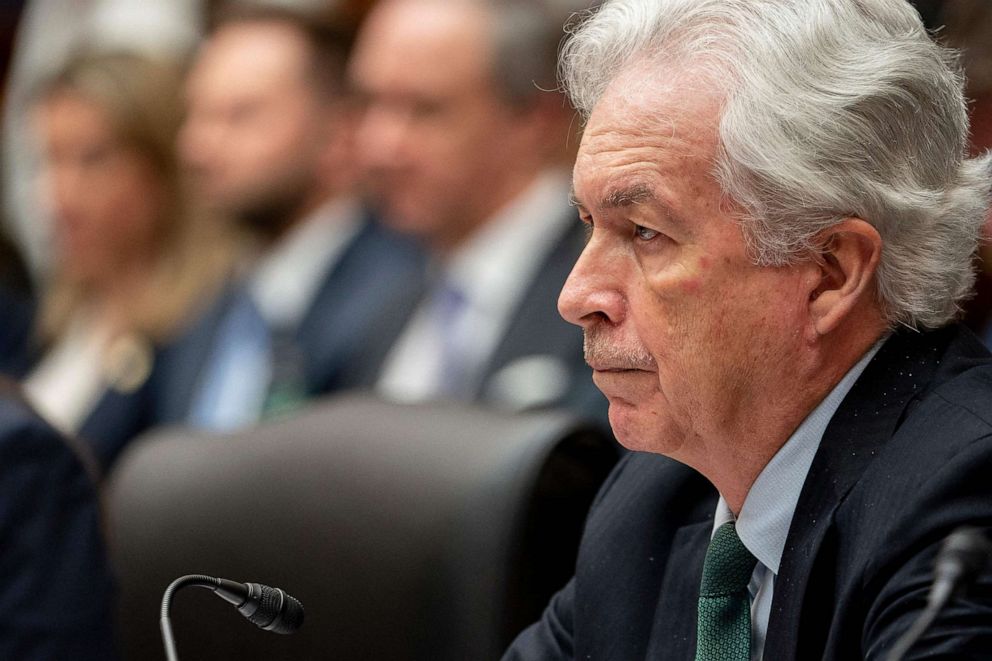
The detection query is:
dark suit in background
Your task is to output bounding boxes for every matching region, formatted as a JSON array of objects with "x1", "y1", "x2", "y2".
[
  {"x1": 0, "y1": 232, "x2": 35, "y2": 379},
  {"x1": 353, "y1": 214, "x2": 609, "y2": 428},
  {"x1": 505, "y1": 325, "x2": 992, "y2": 659},
  {"x1": 0, "y1": 381, "x2": 117, "y2": 660},
  {"x1": 475, "y1": 216, "x2": 606, "y2": 421},
  {"x1": 0, "y1": 285, "x2": 34, "y2": 379},
  {"x1": 79, "y1": 218, "x2": 425, "y2": 470}
]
